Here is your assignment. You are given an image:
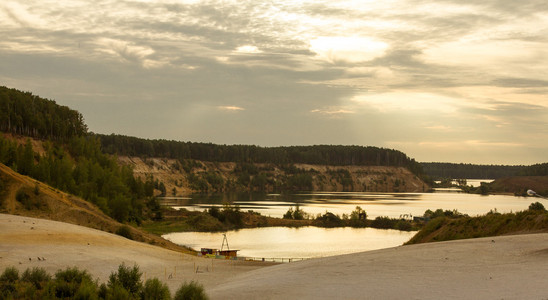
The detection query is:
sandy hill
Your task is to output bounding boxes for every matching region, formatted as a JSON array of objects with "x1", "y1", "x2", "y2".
[{"x1": 0, "y1": 162, "x2": 187, "y2": 253}]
